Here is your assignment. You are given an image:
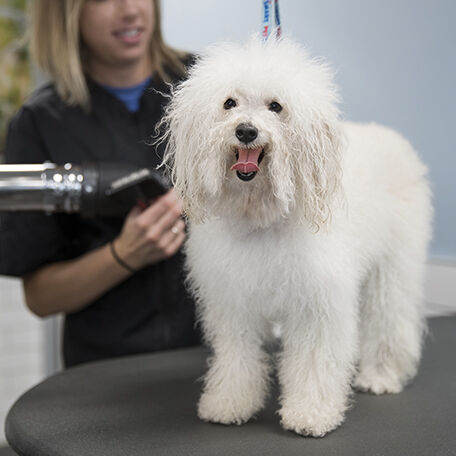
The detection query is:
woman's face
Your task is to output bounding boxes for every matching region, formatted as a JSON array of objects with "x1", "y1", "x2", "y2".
[{"x1": 80, "y1": 0, "x2": 155, "y2": 70}]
